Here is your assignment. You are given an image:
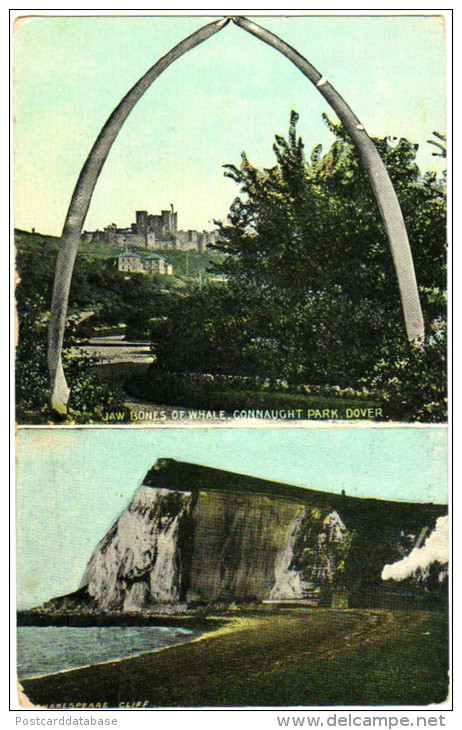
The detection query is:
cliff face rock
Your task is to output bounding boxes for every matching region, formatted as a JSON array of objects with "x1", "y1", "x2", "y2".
[
  {"x1": 77, "y1": 459, "x2": 446, "y2": 611},
  {"x1": 188, "y1": 491, "x2": 304, "y2": 601},
  {"x1": 82, "y1": 487, "x2": 192, "y2": 611}
]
